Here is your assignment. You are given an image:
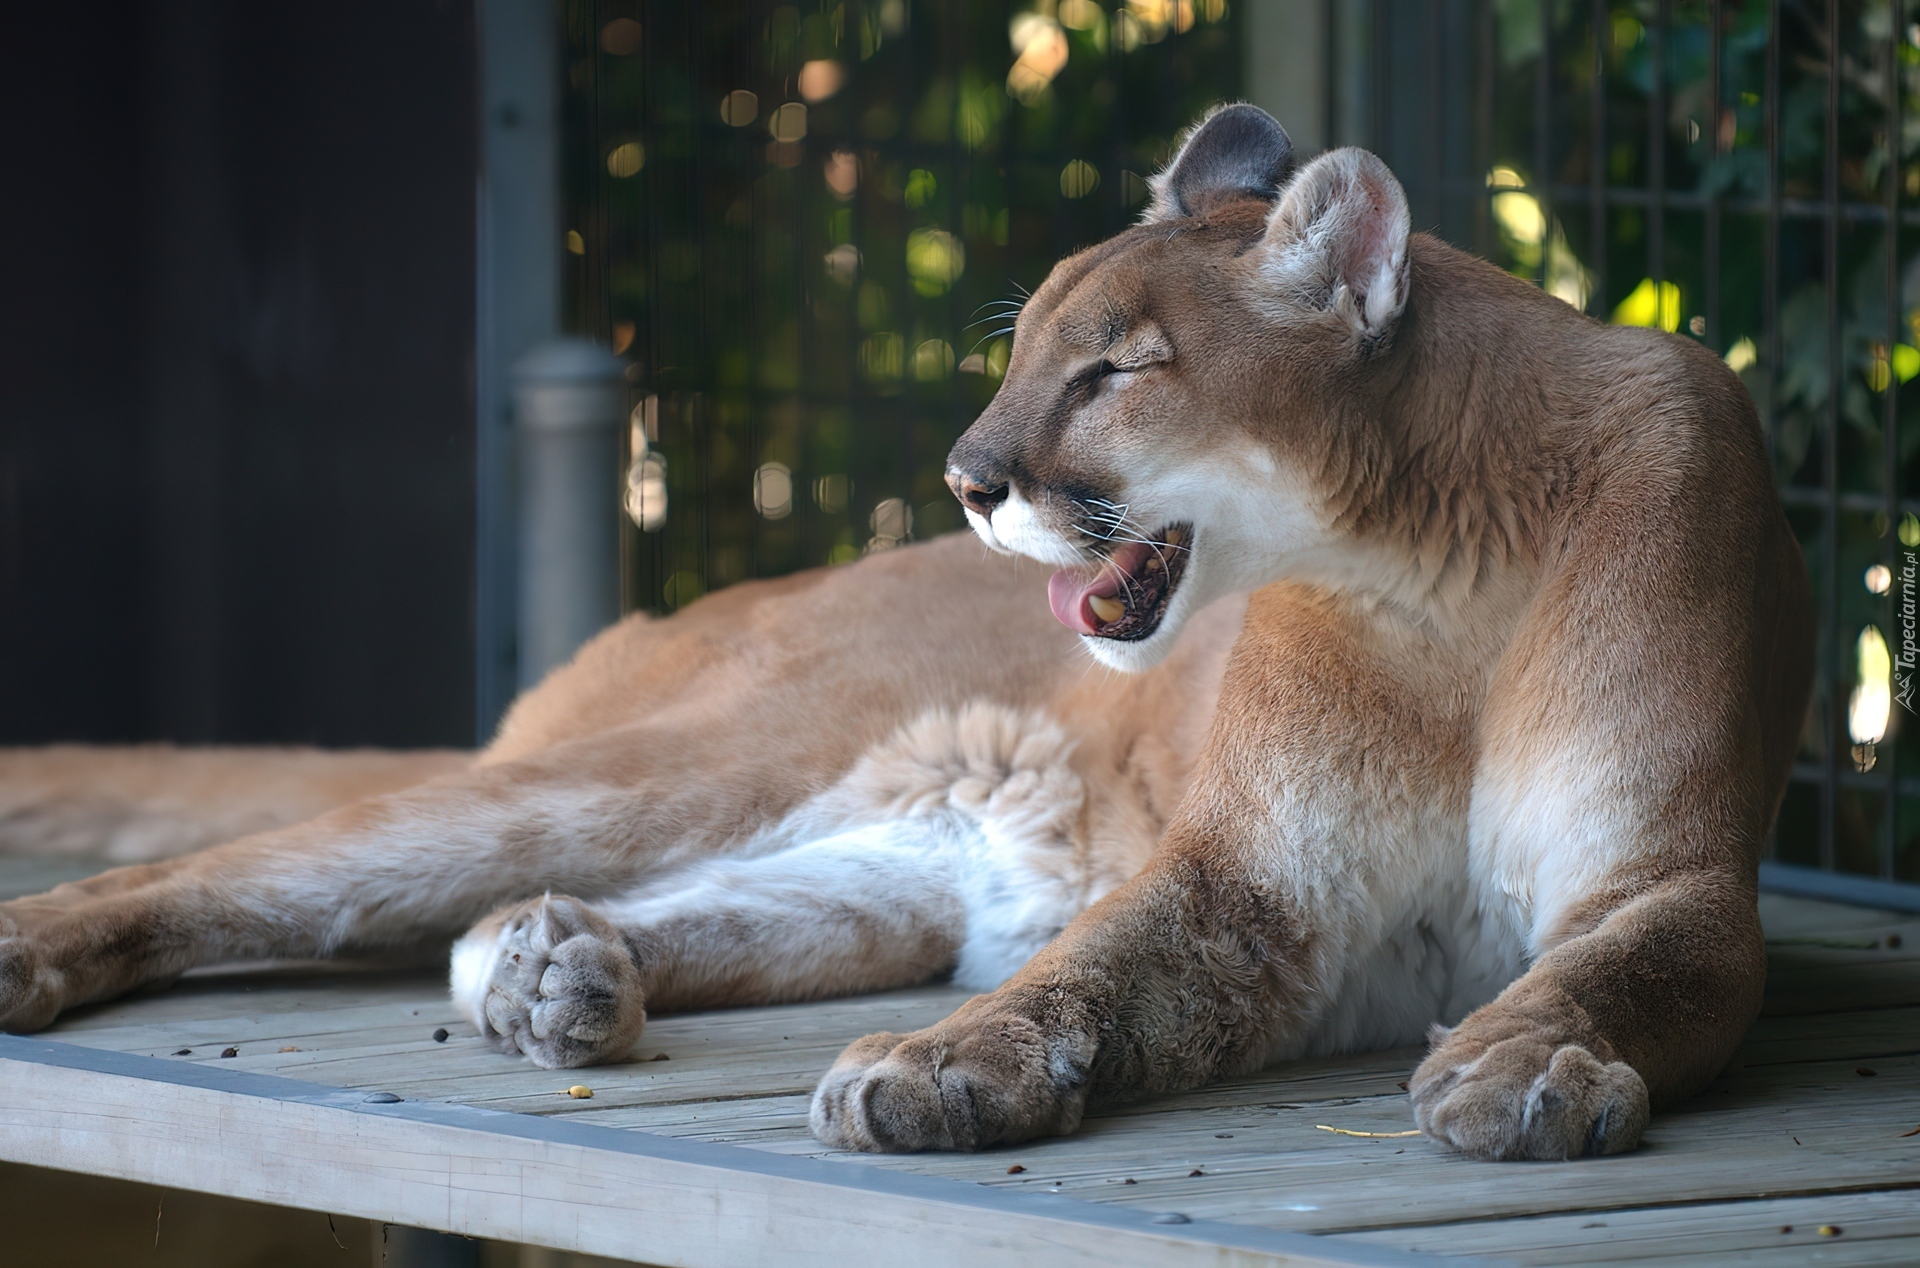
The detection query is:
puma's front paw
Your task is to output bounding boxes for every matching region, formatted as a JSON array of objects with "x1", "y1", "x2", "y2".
[
  {"x1": 450, "y1": 895, "x2": 646, "y2": 1069},
  {"x1": 1411, "y1": 1027, "x2": 1649, "y2": 1161},
  {"x1": 808, "y1": 998, "x2": 1095, "y2": 1152}
]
